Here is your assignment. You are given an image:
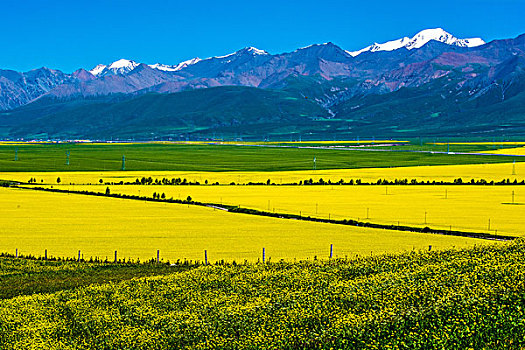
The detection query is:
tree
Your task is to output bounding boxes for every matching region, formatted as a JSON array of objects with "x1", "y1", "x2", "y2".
[
  {"x1": 186, "y1": 195, "x2": 192, "y2": 202},
  {"x1": 56, "y1": 177, "x2": 61, "y2": 184},
  {"x1": 161, "y1": 193, "x2": 166, "y2": 199},
  {"x1": 99, "y1": 179, "x2": 103, "y2": 184},
  {"x1": 105, "y1": 187, "x2": 111, "y2": 195}
]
